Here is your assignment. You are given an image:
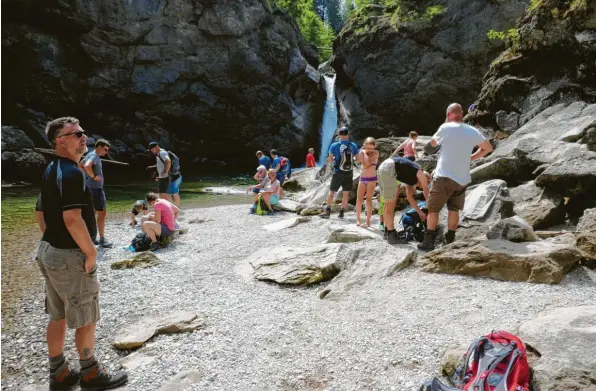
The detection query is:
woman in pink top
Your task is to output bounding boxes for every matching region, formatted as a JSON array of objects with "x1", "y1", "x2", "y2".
[
  {"x1": 142, "y1": 192, "x2": 180, "y2": 251},
  {"x1": 392, "y1": 131, "x2": 419, "y2": 161}
]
